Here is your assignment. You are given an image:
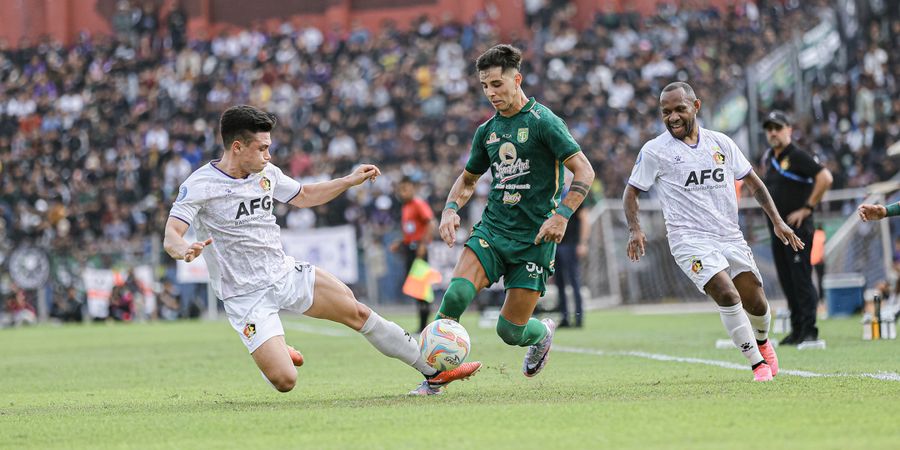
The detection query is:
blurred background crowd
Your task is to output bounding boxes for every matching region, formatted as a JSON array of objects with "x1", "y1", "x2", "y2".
[{"x1": 1, "y1": 0, "x2": 898, "y2": 323}]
